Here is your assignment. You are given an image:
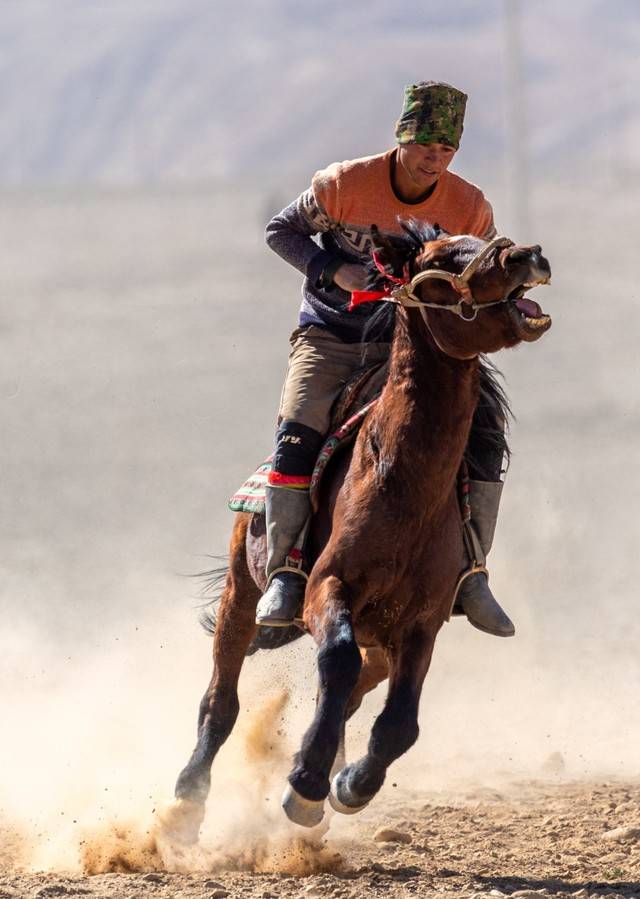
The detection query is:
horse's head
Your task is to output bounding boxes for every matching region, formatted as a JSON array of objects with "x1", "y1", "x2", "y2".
[{"x1": 368, "y1": 222, "x2": 552, "y2": 359}]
